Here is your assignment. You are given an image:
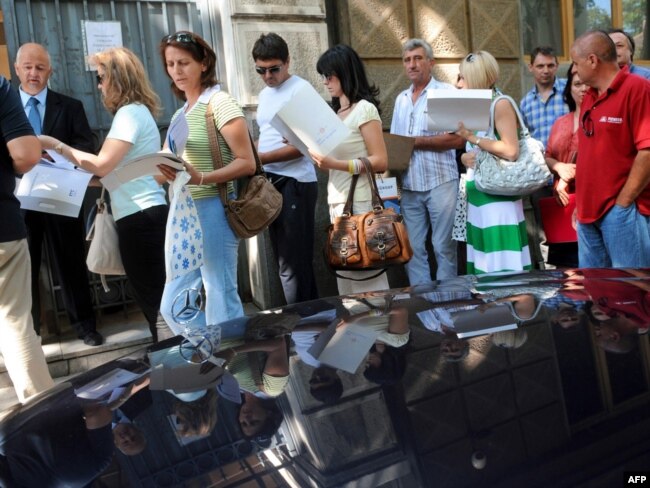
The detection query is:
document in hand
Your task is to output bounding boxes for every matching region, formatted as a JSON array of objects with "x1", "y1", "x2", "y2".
[
  {"x1": 16, "y1": 160, "x2": 93, "y2": 217},
  {"x1": 307, "y1": 319, "x2": 380, "y2": 374},
  {"x1": 100, "y1": 152, "x2": 185, "y2": 192},
  {"x1": 451, "y1": 303, "x2": 517, "y2": 338},
  {"x1": 427, "y1": 89, "x2": 492, "y2": 132},
  {"x1": 270, "y1": 83, "x2": 351, "y2": 156}
]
